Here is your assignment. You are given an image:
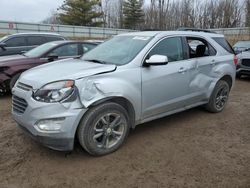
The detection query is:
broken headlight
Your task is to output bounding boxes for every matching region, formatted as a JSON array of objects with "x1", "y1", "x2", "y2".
[{"x1": 33, "y1": 80, "x2": 75, "y2": 103}]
